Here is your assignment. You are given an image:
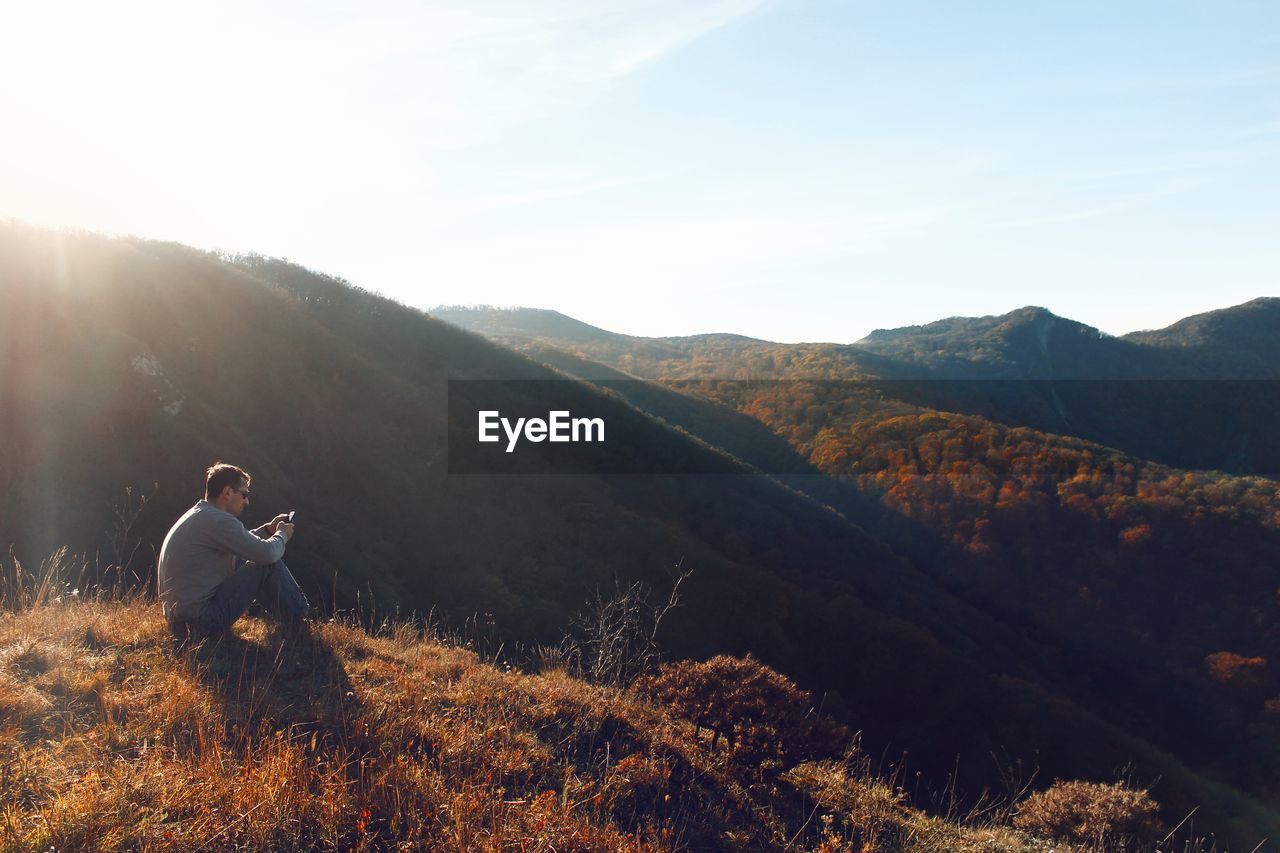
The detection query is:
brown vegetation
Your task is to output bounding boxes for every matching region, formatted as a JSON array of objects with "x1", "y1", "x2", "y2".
[
  {"x1": 0, "y1": 592, "x2": 1106, "y2": 851},
  {"x1": 635, "y1": 654, "x2": 848, "y2": 771},
  {"x1": 1013, "y1": 781, "x2": 1164, "y2": 849}
]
